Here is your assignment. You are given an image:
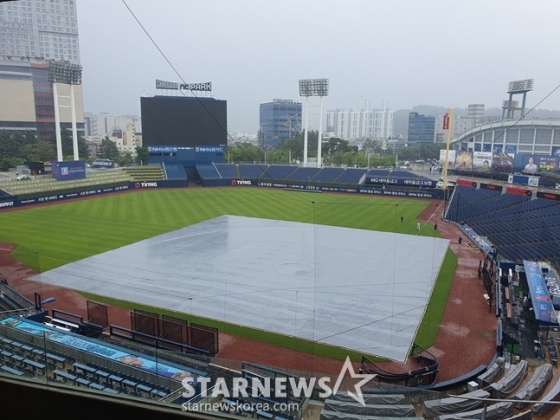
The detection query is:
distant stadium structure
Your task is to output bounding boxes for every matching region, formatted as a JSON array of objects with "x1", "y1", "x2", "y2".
[{"x1": 452, "y1": 119, "x2": 560, "y2": 157}]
